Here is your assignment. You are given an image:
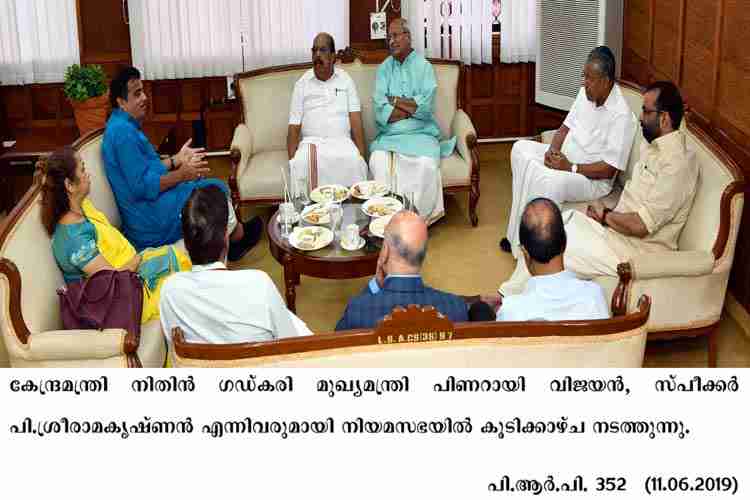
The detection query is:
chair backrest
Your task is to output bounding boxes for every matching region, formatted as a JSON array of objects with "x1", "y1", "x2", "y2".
[
  {"x1": 234, "y1": 57, "x2": 460, "y2": 154},
  {"x1": 74, "y1": 129, "x2": 121, "y2": 227},
  {"x1": 171, "y1": 298, "x2": 651, "y2": 368},
  {"x1": 0, "y1": 183, "x2": 65, "y2": 351}
]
